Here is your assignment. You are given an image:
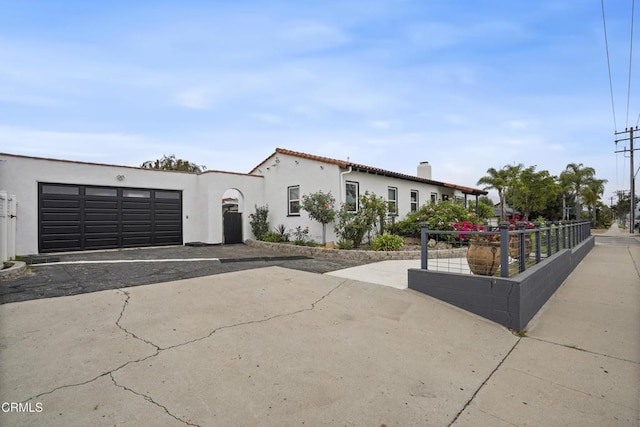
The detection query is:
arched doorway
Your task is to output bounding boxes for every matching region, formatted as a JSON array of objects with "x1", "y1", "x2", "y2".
[{"x1": 222, "y1": 188, "x2": 243, "y2": 244}]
